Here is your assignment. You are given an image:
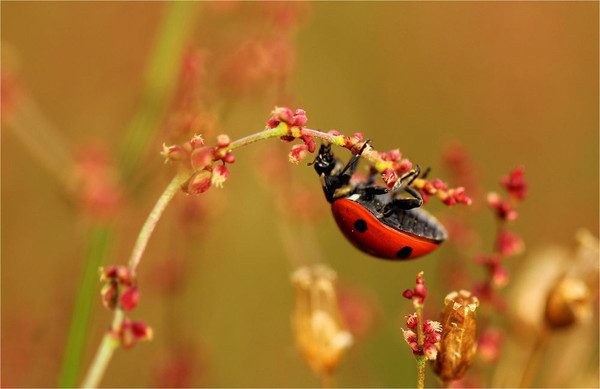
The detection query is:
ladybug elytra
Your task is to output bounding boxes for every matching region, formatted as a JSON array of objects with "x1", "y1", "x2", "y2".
[{"x1": 313, "y1": 143, "x2": 447, "y2": 260}]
